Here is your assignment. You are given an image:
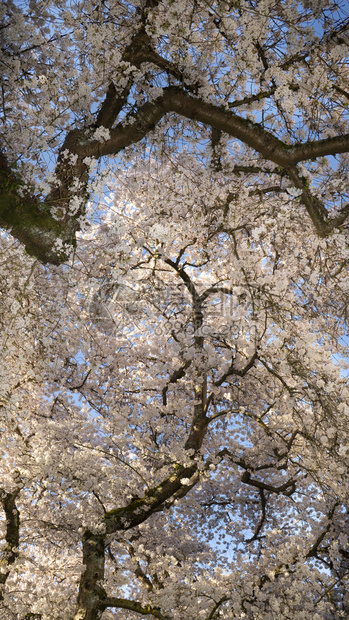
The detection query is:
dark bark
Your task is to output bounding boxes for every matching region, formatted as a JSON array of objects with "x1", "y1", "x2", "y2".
[
  {"x1": 4, "y1": 51, "x2": 349, "y2": 263},
  {"x1": 99, "y1": 598, "x2": 172, "y2": 619},
  {"x1": 103, "y1": 461, "x2": 199, "y2": 536},
  {"x1": 73, "y1": 531, "x2": 106, "y2": 620},
  {"x1": 72, "y1": 461, "x2": 201, "y2": 618},
  {"x1": 0, "y1": 488, "x2": 20, "y2": 598}
]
